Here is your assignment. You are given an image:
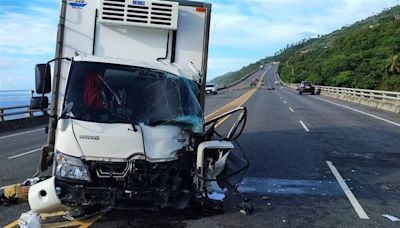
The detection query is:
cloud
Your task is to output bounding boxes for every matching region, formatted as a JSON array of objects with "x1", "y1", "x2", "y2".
[
  {"x1": 0, "y1": 58, "x2": 30, "y2": 68},
  {"x1": 0, "y1": 5, "x2": 58, "y2": 55}
]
